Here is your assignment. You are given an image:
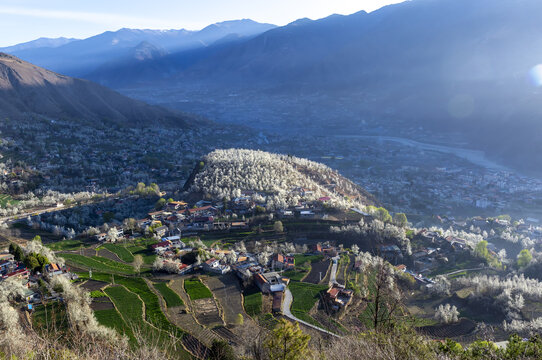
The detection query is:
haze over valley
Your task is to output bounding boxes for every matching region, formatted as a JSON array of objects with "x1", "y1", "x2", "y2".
[{"x1": 2, "y1": 1, "x2": 542, "y2": 359}]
